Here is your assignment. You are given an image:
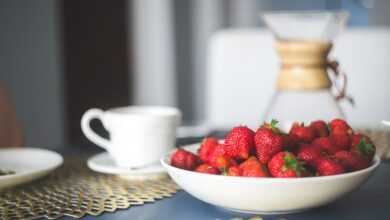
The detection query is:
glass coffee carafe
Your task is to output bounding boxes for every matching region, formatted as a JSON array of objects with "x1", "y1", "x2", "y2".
[{"x1": 262, "y1": 11, "x2": 352, "y2": 131}]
